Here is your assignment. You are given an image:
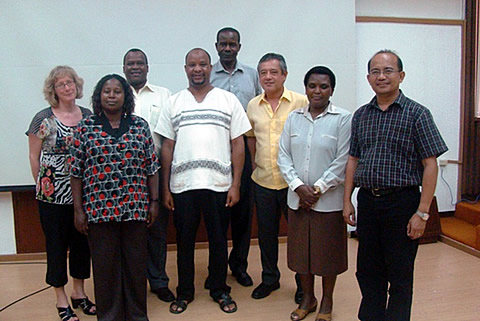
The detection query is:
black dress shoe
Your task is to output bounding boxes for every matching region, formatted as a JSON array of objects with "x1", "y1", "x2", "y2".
[
  {"x1": 251, "y1": 282, "x2": 280, "y2": 299},
  {"x1": 233, "y1": 271, "x2": 253, "y2": 287},
  {"x1": 152, "y1": 287, "x2": 175, "y2": 302},
  {"x1": 294, "y1": 286, "x2": 304, "y2": 304}
]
